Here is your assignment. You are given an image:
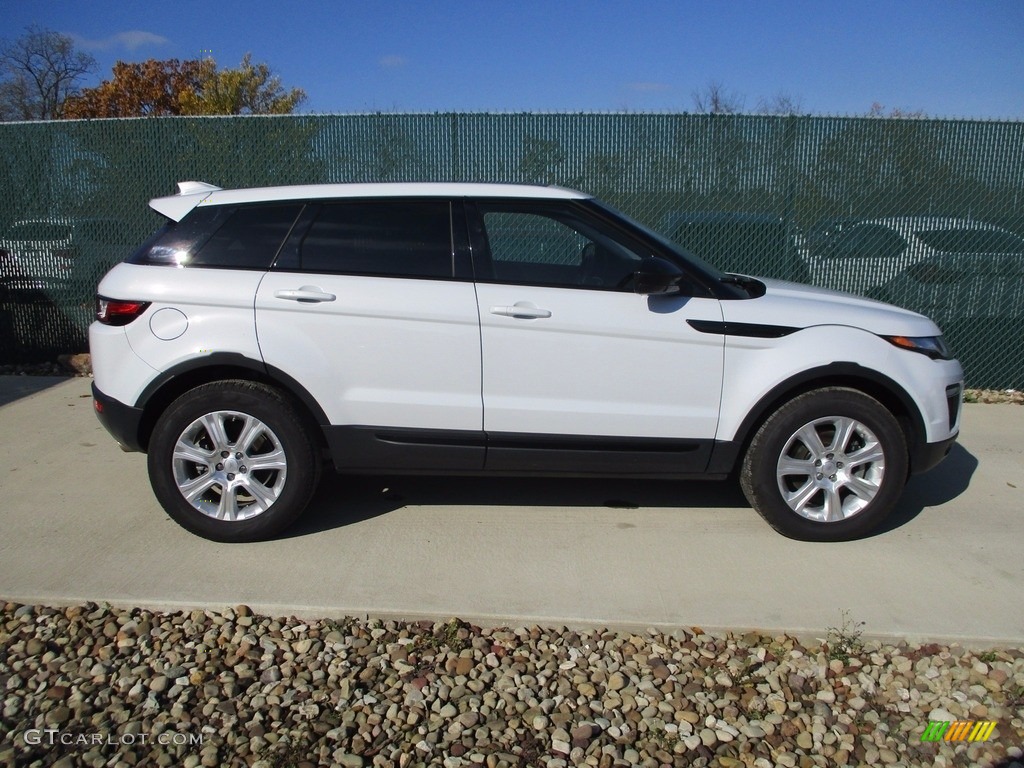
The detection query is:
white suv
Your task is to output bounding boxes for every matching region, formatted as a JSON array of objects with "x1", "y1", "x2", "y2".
[{"x1": 90, "y1": 182, "x2": 964, "y2": 543}]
